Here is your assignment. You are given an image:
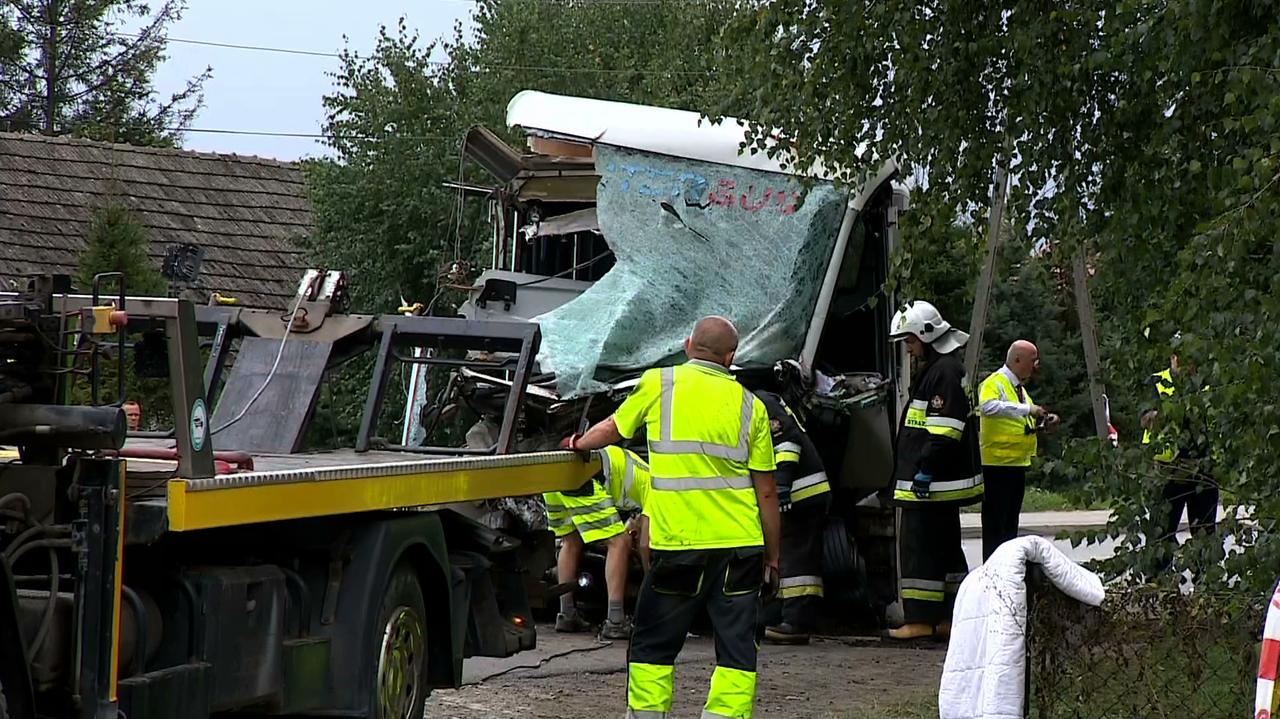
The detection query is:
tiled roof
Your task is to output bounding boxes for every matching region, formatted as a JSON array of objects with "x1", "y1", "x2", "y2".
[{"x1": 0, "y1": 132, "x2": 313, "y2": 308}]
